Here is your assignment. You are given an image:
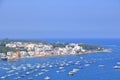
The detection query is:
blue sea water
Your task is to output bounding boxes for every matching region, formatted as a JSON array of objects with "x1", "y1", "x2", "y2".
[{"x1": 0, "y1": 39, "x2": 120, "y2": 80}]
